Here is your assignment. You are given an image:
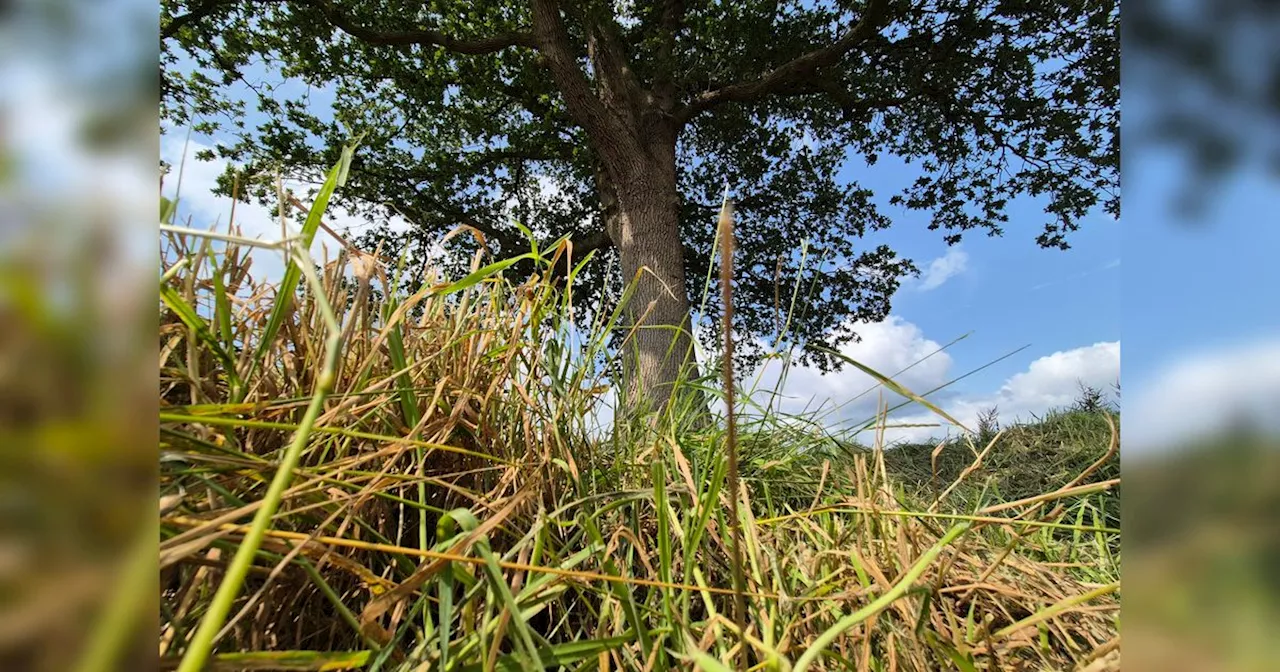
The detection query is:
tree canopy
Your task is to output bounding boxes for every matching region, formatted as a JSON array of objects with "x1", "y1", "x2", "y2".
[
  {"x1": 162, "y1": 0, "x2": 1118, "y2": 375},
  {"x1": 1126, "y1": 0, "x2": 1280, "y2": 215}
]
